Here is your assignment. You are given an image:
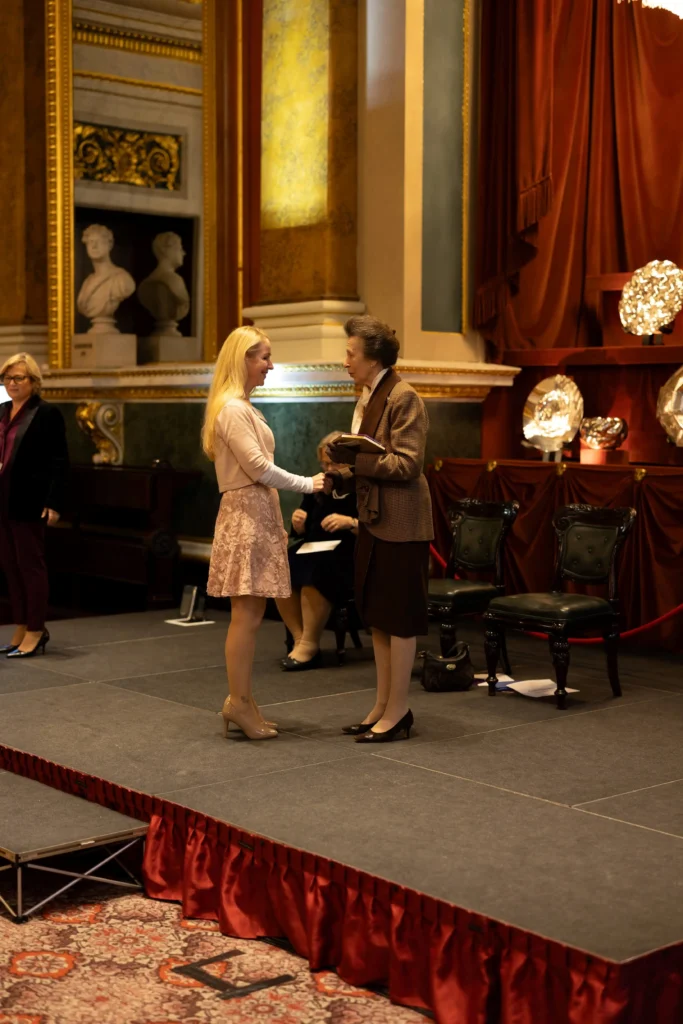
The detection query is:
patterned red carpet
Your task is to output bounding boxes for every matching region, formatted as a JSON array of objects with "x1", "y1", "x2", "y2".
[{"x1": 0, "y1": 890, "x2": 425, "y2": 1024}]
